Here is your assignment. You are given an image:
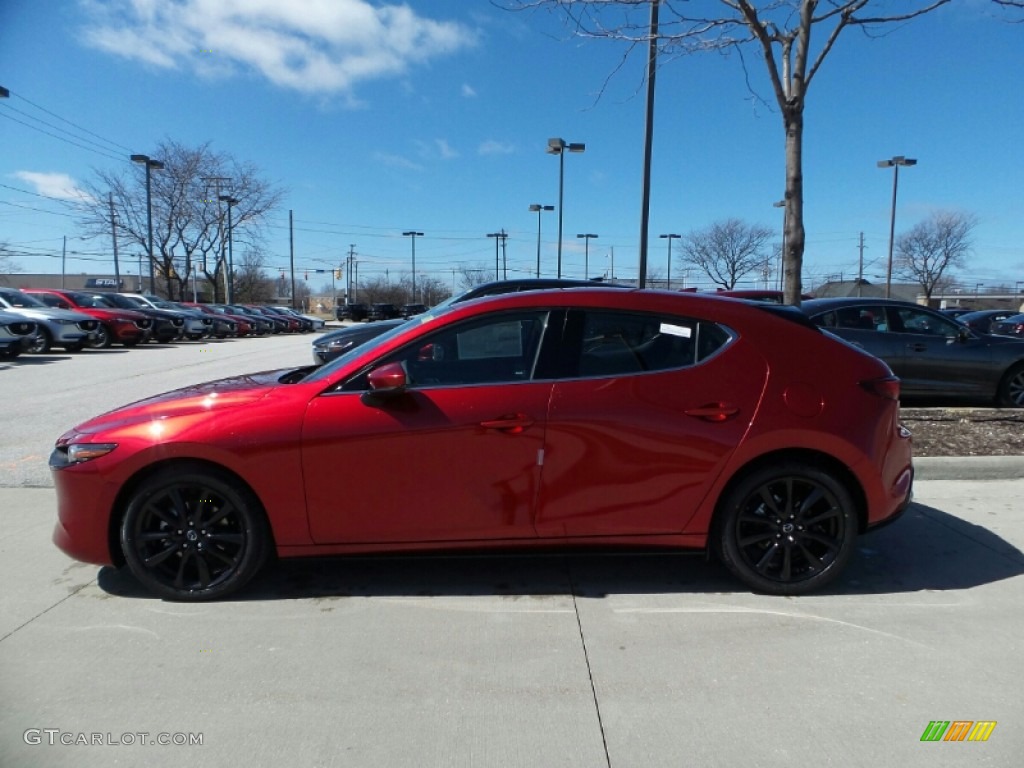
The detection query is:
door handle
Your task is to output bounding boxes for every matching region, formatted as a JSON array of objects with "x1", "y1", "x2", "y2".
[
  {"x1": 906, "y1": 343, "x2": 927, "y2": 352},
  {"x1": 684, "y1": 403, "x2": 739, "y2": 423},
  {"x1": 480, "y1": 414, "x2": 535, "y2": 434}
]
